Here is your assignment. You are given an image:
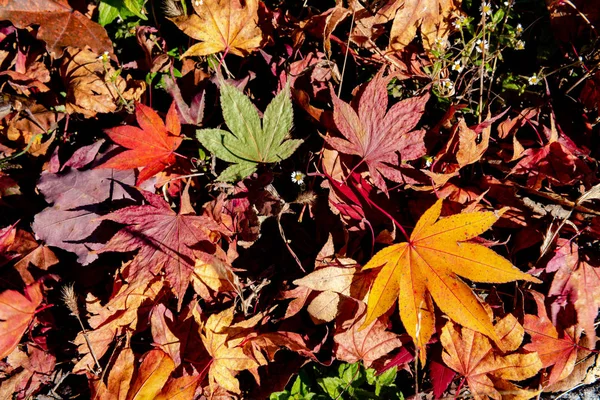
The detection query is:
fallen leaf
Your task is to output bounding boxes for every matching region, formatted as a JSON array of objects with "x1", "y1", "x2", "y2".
[
  {"x1": 390, "y1": 0, "x2": 462, "y2": 53},
  {"x1": 169, "y1": 0, "x2": 264, "y2": 58},
  {"x1": 362, "y1": 198, "x2": 540, "y2": 359},
  {"x1": 32, "y1": 167, "x2": 144, "y2": 265},
  {"x1": 98, "y1": 102, "x2": 183, "y2": 185},
  {"x1": 155, "y1": 374, "x2": 201, "y2": 400},
  {"x1": 548, "y1": 242, "x2": 600, "y2": 345},
  {"x1": 0, "y1": 0, "x2": 113, "y2": 56},
  {"x1": 441, "y1": 316, "x2": 542, "y2": 400},
  {"x1": 98, "y1": 190, "x2": 226, "y2": 309},
  {"x1": 524, "y1": 290, "x2": 582, "y2": 386},
  {"x1": 73, "y1": 277, "x2": 163, "y2": 373},
  {"x1": 197, "y1": 82, "x2": 302, "y2": 181},
  {"x1": 60, "y1": 47, "x2": 145, "y2": 118},
  {"x1": 201, "y1": 307, "x2": 260, "y2": 394},
  {"x1": 334, "y1": 307, "x2": 403, "y2": 367},
  {"x1": 325, "y1": 67, "x2": 429, "y2": 192},
  {"x1": 0, "y1": 282, "x2": 43, "y2": 359},
  {"x1": 126, "y1": 349, "x2": 175, "y2": 400},
  {"x1": 90, "y1": 344, "x2": 135, "y2": 400}
]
